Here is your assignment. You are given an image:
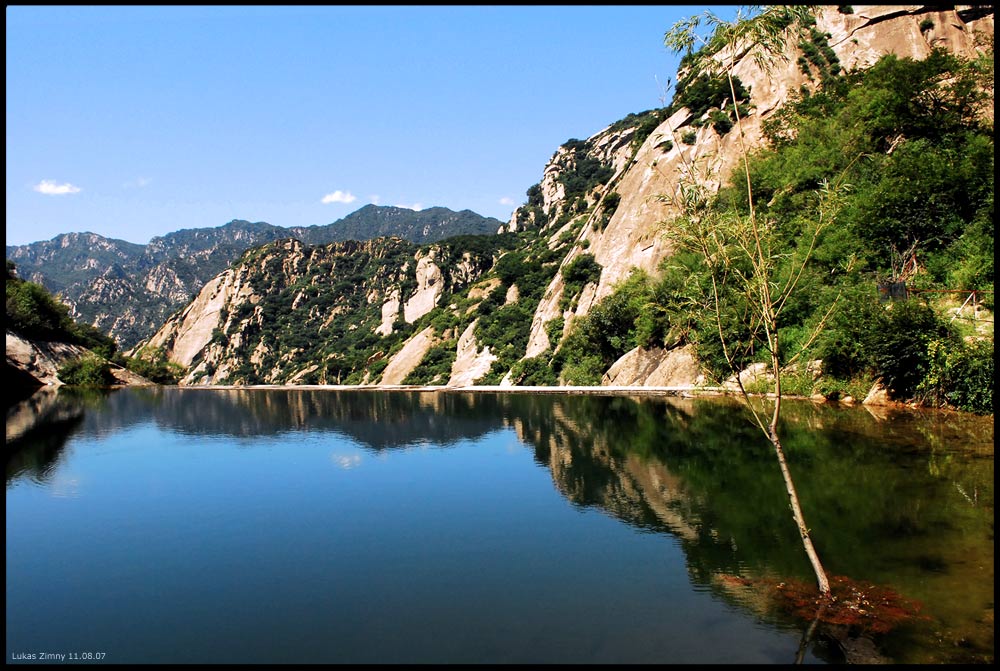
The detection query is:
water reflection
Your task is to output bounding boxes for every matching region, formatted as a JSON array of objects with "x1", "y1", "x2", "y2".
[
  {"x1": 64, "y1": 388, "x2": 511, "y2": 447},
  {"x1": 6, "y1": 387, "x2": 993, "y2": 663},
  {"x1": 5, "y1": 387, "x2": 98, "y2": 484}
]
